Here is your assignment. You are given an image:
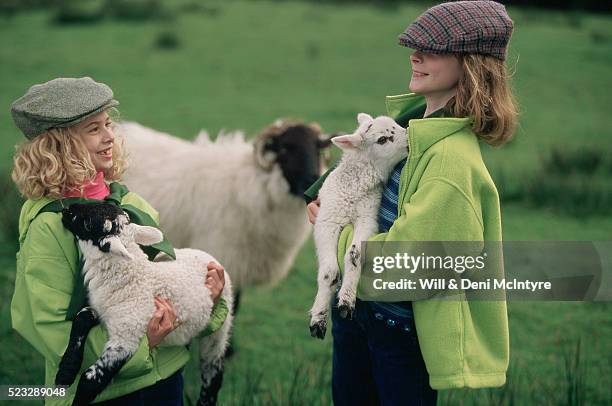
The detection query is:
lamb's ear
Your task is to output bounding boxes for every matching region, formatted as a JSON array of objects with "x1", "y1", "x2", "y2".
[
  {"x1": 332, "y1": 133, "x2": 362, "y2": 150},
  {"x1": 131, "y1": 224, "x2": 164, "y2": 246},
  {"x1": 357, "y1": 113, "x2": 373, "y2": 125},
  {"x1": 101, "y1": 236, "x2": 133, "y2": 261}
]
